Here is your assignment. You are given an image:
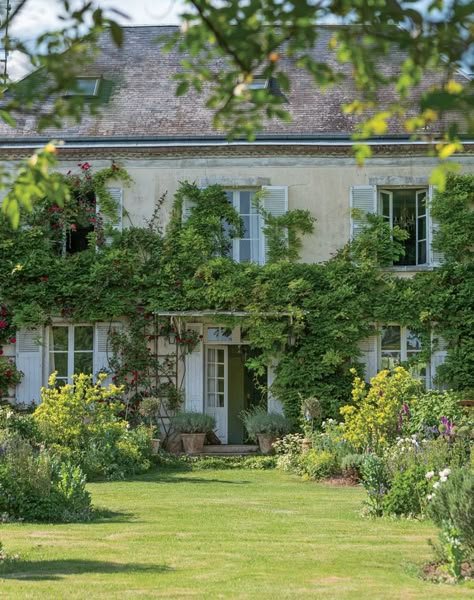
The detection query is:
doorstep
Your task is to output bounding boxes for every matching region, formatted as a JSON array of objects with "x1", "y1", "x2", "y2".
[{"x1": 200, "y1": 444, "x2": 260, "y2": 456}]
